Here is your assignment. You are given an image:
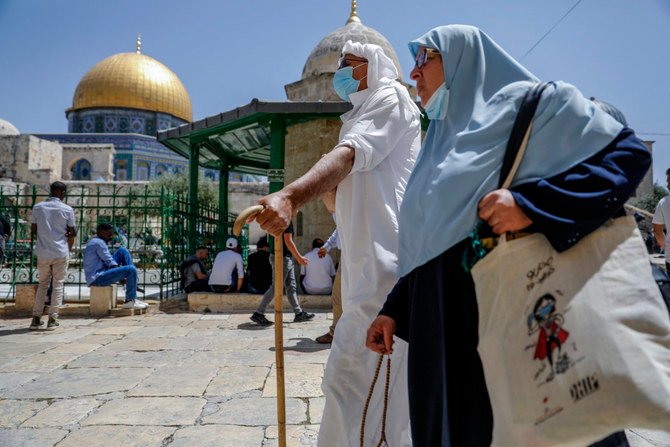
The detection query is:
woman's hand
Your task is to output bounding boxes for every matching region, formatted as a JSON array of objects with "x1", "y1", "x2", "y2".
[
  {"x1": 366, "y1": 315, "x2": 397, "y2": 354},
  {"x1": 477, "y1": 189, "x2": 532, "y2": 235}
]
